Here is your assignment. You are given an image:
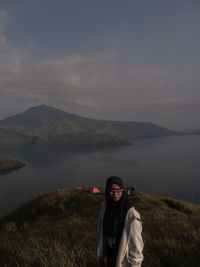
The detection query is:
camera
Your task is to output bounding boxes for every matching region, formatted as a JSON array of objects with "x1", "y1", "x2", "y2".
[{"x1": 125, "y1": 185, "x2": 135, "y2": 196}]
